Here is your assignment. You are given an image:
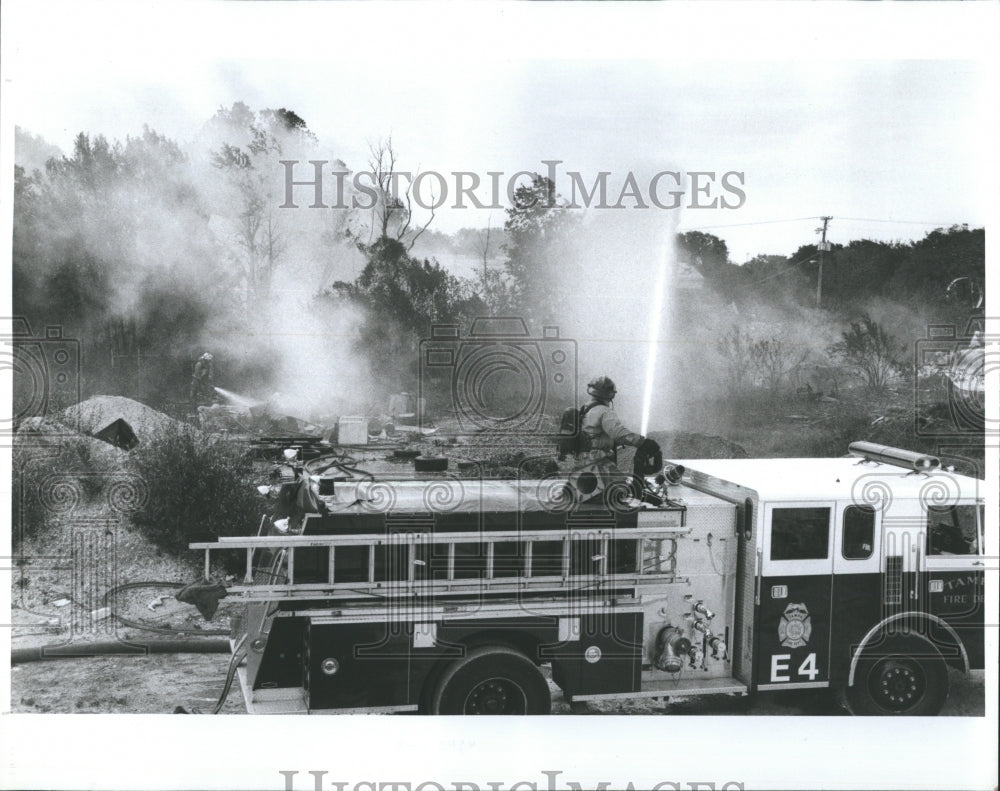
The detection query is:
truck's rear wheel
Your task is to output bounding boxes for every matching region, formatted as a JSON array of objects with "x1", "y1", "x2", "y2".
[
  {"x1": 846, "y1": 636, "x2": 949, "y2": 716},
  {"x1": 430, "y1": 646, "x2": 551, "y2": 715}
]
